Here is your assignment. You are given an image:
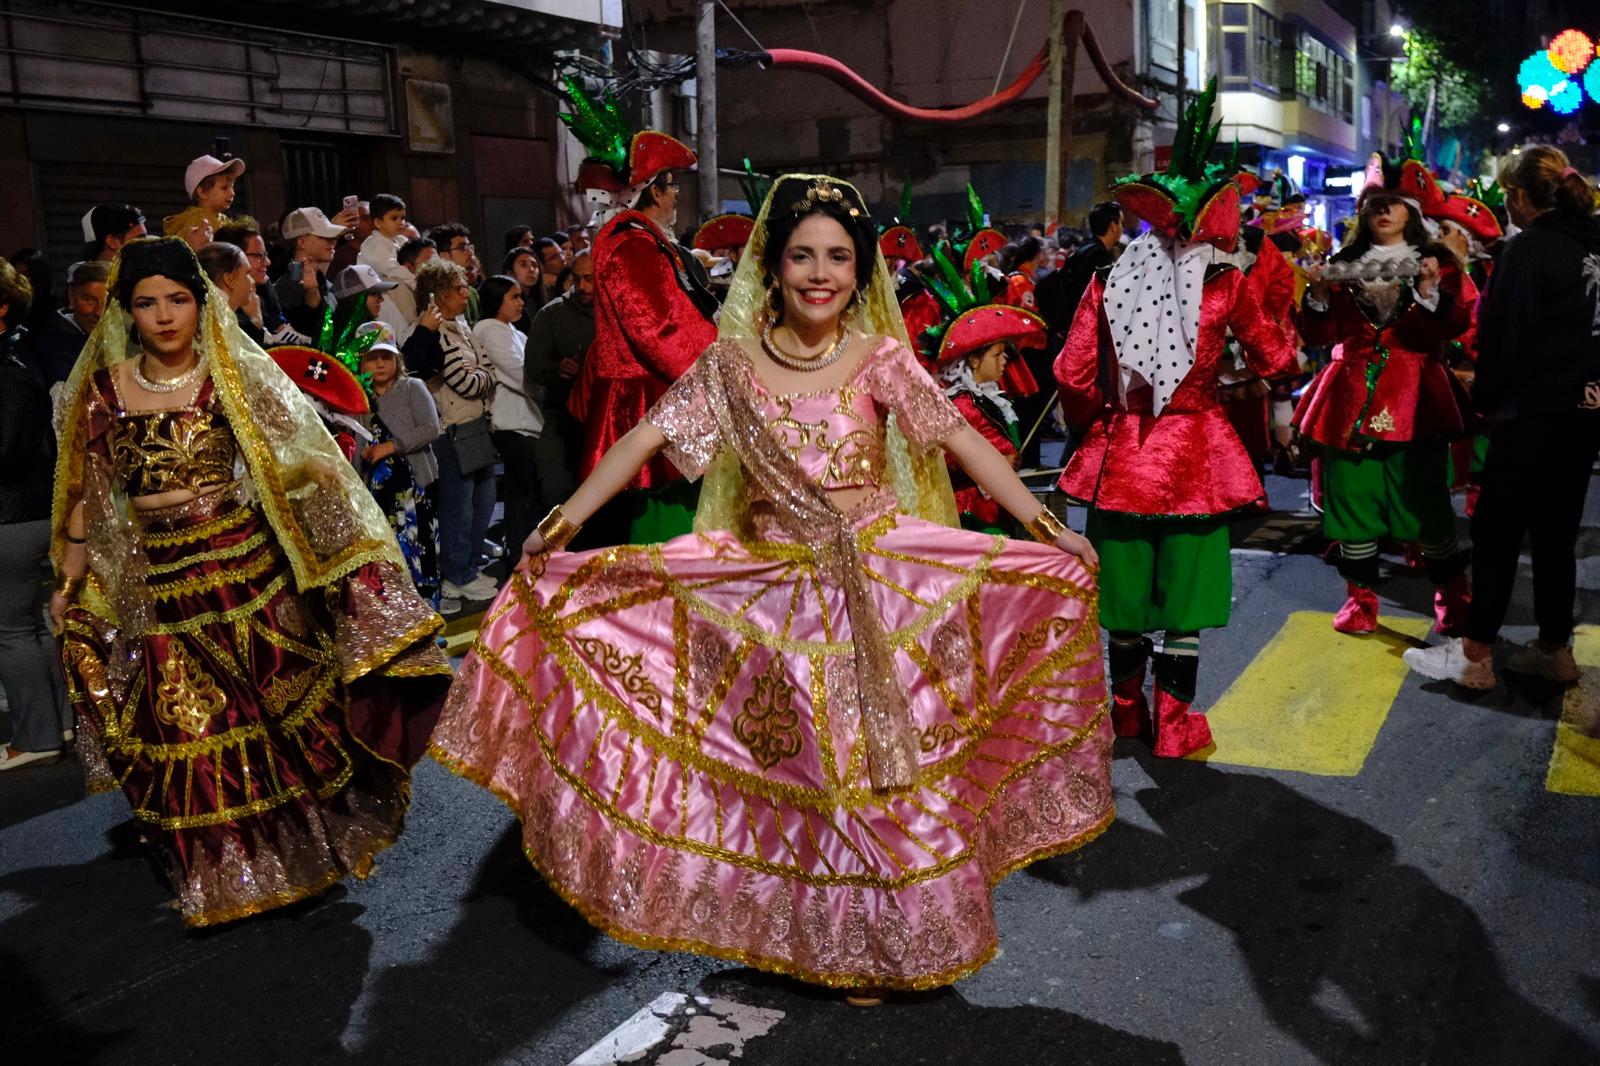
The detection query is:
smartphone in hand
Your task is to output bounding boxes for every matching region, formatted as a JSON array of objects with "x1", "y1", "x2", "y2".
[{"x1": 342, "y1": 194, "x2": 360, "y2": 212}]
